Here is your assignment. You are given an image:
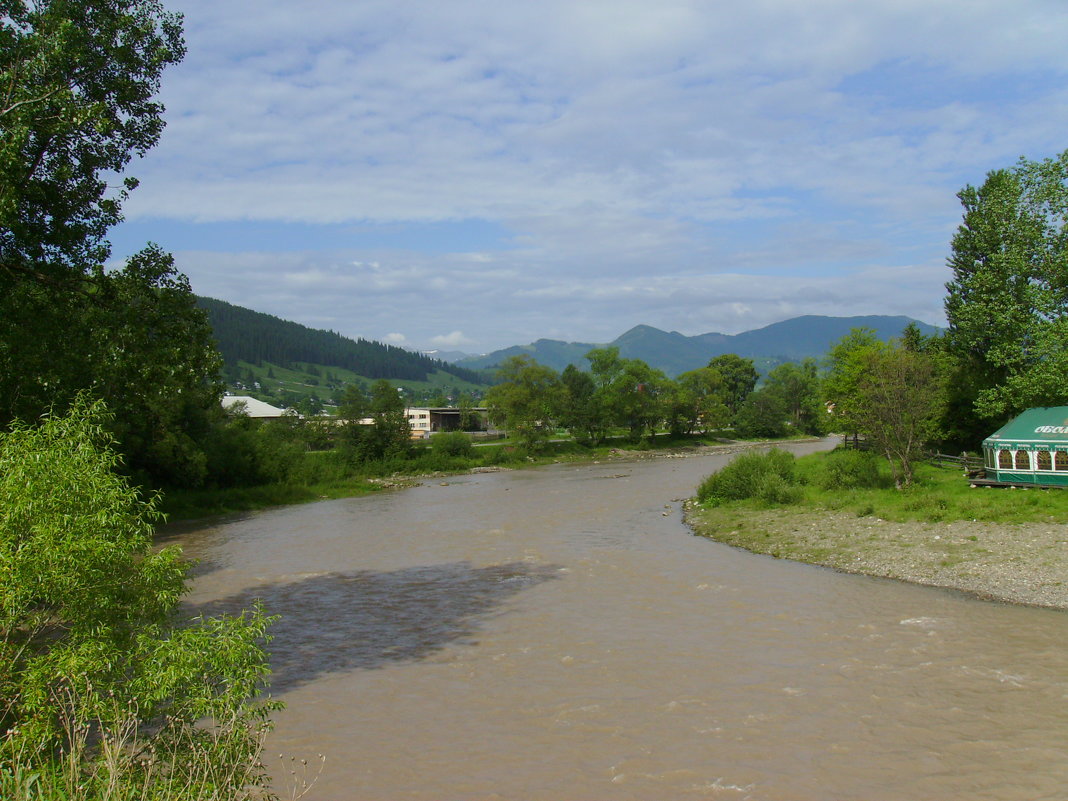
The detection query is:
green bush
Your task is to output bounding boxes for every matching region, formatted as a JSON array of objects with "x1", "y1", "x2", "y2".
[
  {"x1": 697, "y1": 448, "x2": 799, "y2": 505},
  {"x1": 203, "y1": 416, "x2": 307, "y2": 488},
  {"x1": 487, "y1": 445, "x2": 529, "y2": 465},
  {"x1": 288, "y1": 448, "x2": 351, "y2": 485},
  {"x1": 733, "y1": 389, "x2": 788, "y2": 439},
  {"x1": 0, "y1": 398, "x2": 277, "y2": 799},
  {"x1": 201, "y1": 419, "x2": 263, "y2": 487},
  {"x1": 818, "y1": 449, "x2": 886, "y2": 490},
  {"x1": 431, "y1": 431, "x2": 475, "y2": 458},
  {"x1": 381, "y1": 450, "x2": 473, "y2": 473},
  {"x1": 754, "y1": 471, "x2": 804, "y2": 505}
]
